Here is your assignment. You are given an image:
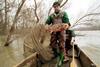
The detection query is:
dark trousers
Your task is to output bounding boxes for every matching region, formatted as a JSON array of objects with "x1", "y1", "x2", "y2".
[{"x1": 50, "y1": 31, "x2": 66, "y2": 56}]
